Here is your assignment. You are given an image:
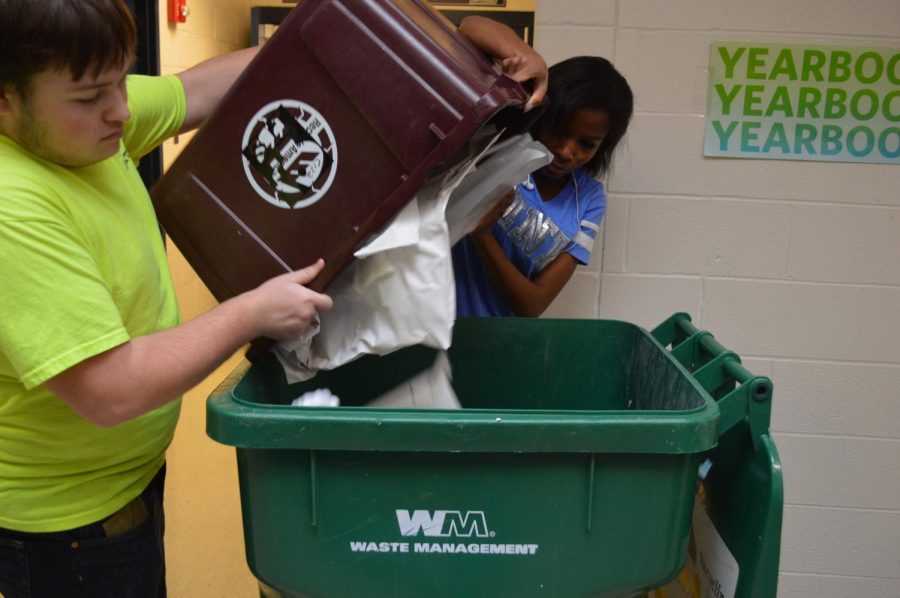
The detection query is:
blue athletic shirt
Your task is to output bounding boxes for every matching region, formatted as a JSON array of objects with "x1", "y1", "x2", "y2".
[{"x1": 452, "y1": 167, "x2": 606, "y2": 317}]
